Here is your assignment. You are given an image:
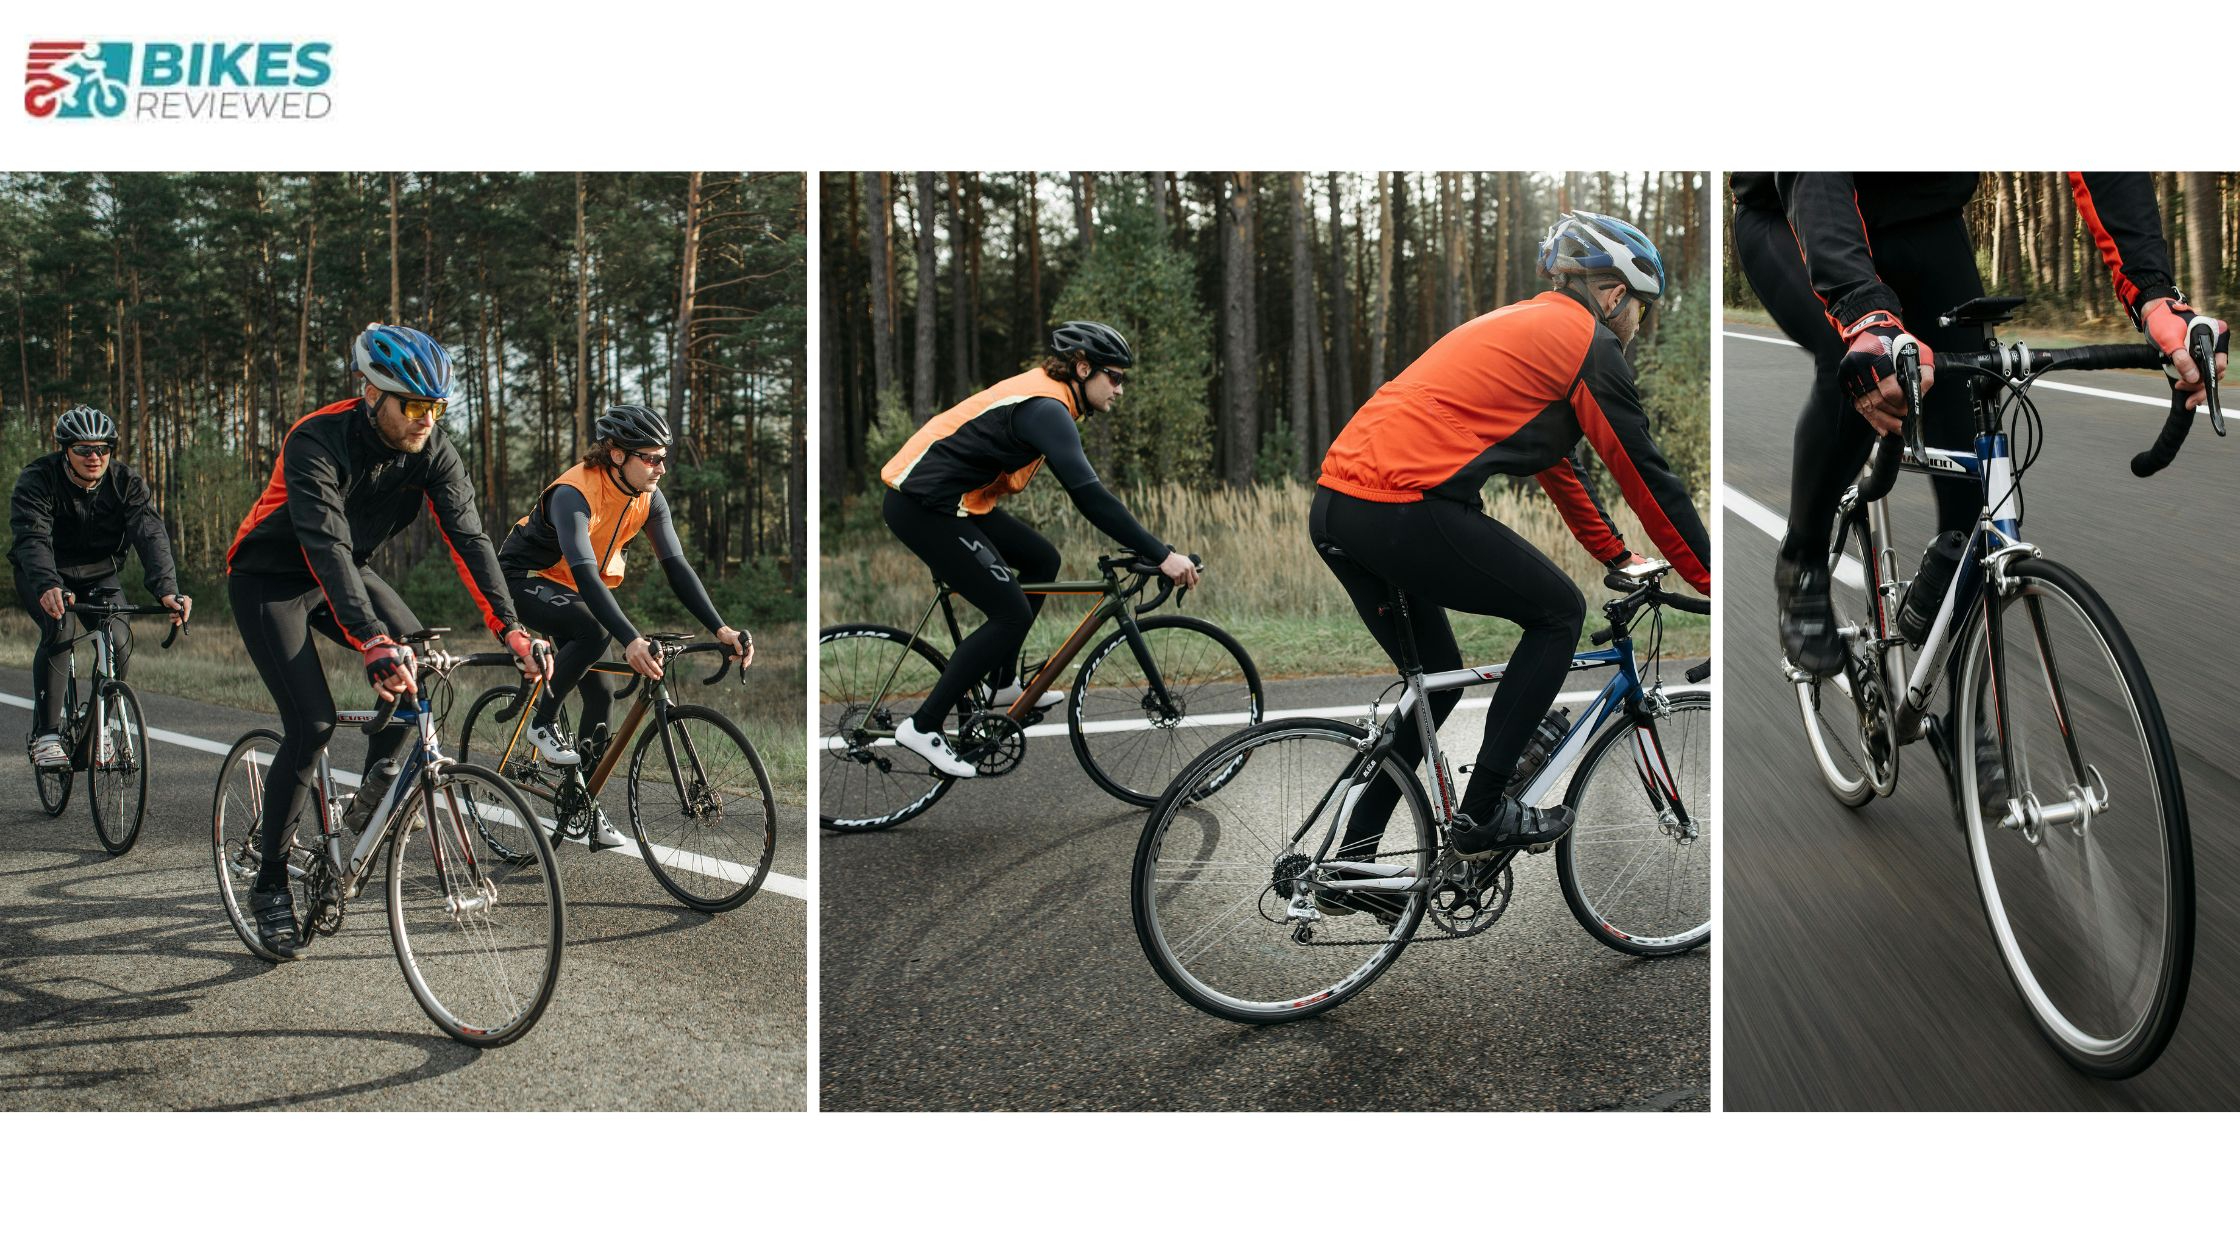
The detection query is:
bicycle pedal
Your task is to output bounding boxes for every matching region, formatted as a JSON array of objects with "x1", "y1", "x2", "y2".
[{"x1": 1525, "y1": 840, "x2": 1555, "y2": 855}]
